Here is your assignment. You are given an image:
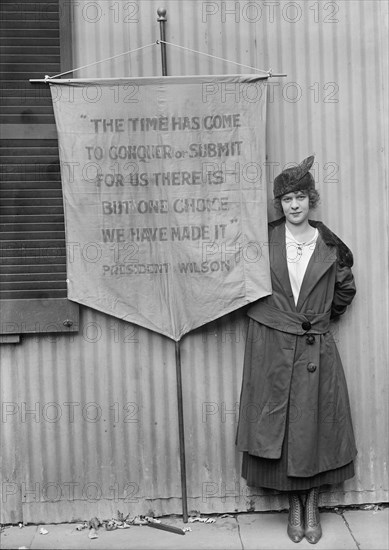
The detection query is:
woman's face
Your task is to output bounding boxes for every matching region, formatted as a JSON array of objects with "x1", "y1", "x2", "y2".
[{"x1": 281, "y1": 191, "x2": 310, "y2": 225}]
